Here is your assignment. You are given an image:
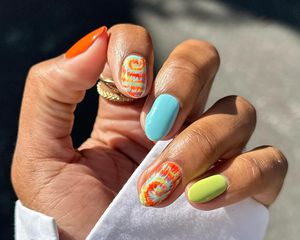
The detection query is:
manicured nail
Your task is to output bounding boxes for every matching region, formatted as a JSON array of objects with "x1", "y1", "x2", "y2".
[
  {"x1": 139, "y1": 161, "x2": 182, "y2": 206},
  {"x1": 188, "y1": 175, "x2": 228, "y2": 203},
  {"x1": 145, "y1": 94, "x2": 179, "y2": 141},
  {"x1": 66, "y1": 26, "x2": 107, "y2": 58},
  {"x1": 120, "y1": 55, "x2": 147, "y2": 98}
]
